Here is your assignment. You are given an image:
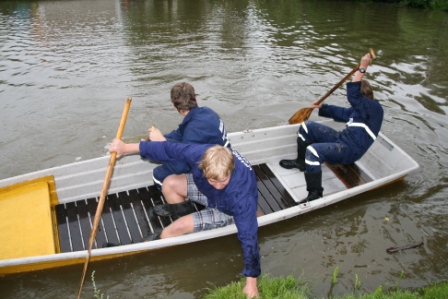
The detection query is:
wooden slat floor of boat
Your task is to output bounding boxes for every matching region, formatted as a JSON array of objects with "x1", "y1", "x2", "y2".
[
  {"x1": 55, "y1": 163, "x2": 295, "y2": 252},
  {"x1": 325, "y1": 162, "x2": 373, "y2": 188}
]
